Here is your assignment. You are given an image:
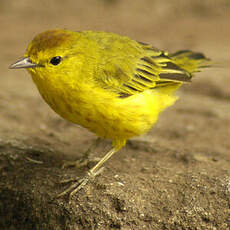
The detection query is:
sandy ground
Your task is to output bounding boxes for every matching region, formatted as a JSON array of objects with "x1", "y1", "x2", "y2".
[{"x1": 0, "y1": 1, "x2": 230, "y2": 229}]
